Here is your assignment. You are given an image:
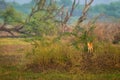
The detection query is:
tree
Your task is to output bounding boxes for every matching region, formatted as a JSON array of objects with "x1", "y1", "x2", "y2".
[
  {"x1": 0, "y1": 0, "x2": 94, "y2": 38},
  {"x1": 23, "y1": 0, "x2": 58, "y2": 37},
  {"x1": 1, "y1": 6, "x2": 23, "y2": 24},
  {"x1": 0, "y1": 6, "x2": 23, "y2": 36}
]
